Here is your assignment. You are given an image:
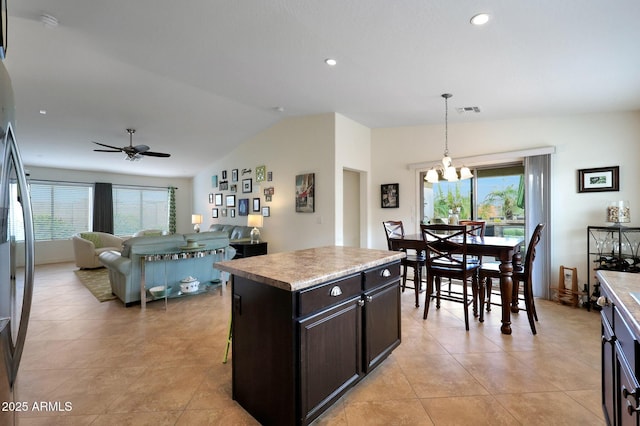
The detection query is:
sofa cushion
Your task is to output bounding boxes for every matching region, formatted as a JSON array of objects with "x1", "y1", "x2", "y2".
[
  {"x1": 121, "y1": 234, "x2": 185, "y2": 257},
  {"x1": 230, "y1": 226, "x2": 251, "y2": 240},
  {"x1": 80, "y1": 232, "x2": 102, "y2": 248}
]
